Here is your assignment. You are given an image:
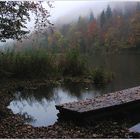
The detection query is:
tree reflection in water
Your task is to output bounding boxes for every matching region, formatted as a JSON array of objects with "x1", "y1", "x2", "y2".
[
  {"x1": 22, "y1": 112, "x2": 36, "y2": 124},
  {"x1": 8, "y1": 84, "x2": 103, "y2": 127}
]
